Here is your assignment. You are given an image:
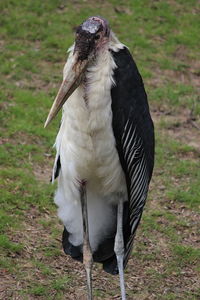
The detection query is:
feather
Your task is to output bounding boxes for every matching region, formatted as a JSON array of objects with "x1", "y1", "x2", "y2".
[{"x1": 110, "y1": 47, "x2": 154, "y2": 269}]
